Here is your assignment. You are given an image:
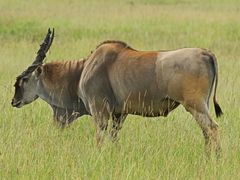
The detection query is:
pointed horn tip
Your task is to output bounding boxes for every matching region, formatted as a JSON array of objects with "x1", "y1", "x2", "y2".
[
  {"x1": 52, "y1": 28, "x2": 55, "y2": 36},
  {"x1": 47, "y1": 28, "x2": 54, "y2": 37}
]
